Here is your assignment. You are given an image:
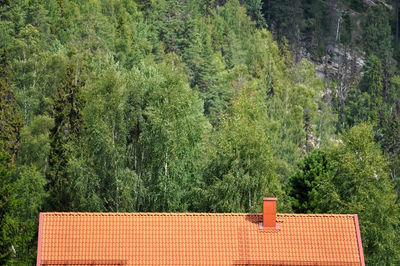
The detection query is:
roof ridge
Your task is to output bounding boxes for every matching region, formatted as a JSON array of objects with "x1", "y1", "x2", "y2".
[{"x1": 41, "y1": 212, "x2": 356, "y2": 217}]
